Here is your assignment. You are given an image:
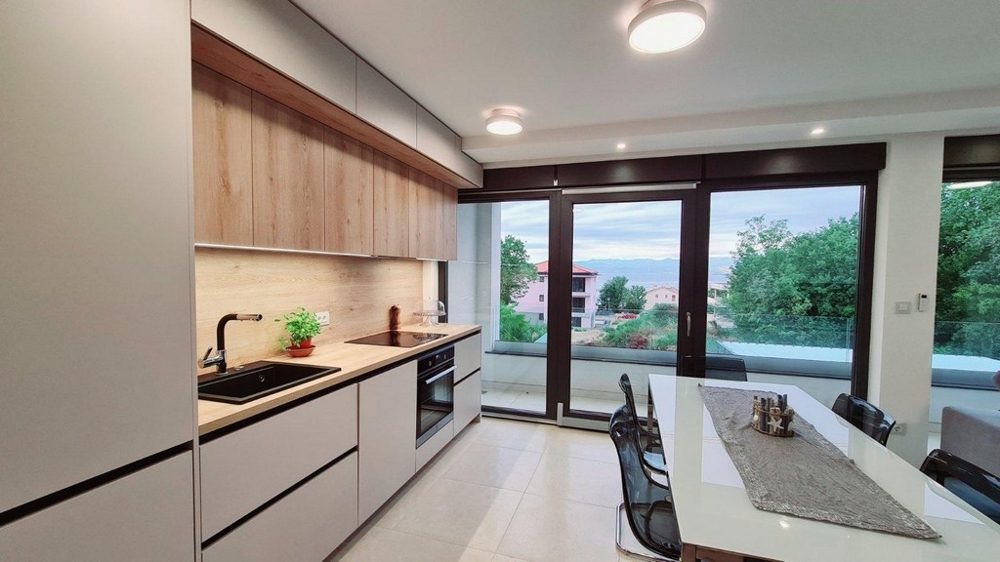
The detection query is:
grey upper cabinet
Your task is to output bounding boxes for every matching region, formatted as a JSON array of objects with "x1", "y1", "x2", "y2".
[
  {"x1": 357, "y1": 59, "x2": 418, "y2": 148},
  {"x1": 192, "y1": 0, "x2": 357, "y2": 113},
  {"x1": 416, "y1": 106, "x2": 459, "y2": 170},
  {"x1": 416, "y1": 107, "x2": 484, "y2": 188}
]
